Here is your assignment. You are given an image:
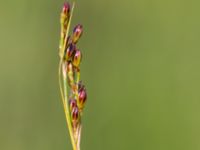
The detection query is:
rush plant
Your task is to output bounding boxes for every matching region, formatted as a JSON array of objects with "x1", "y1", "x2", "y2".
[{"x1": 58, "y1": 2, "x2": 87, "y2": 150}]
